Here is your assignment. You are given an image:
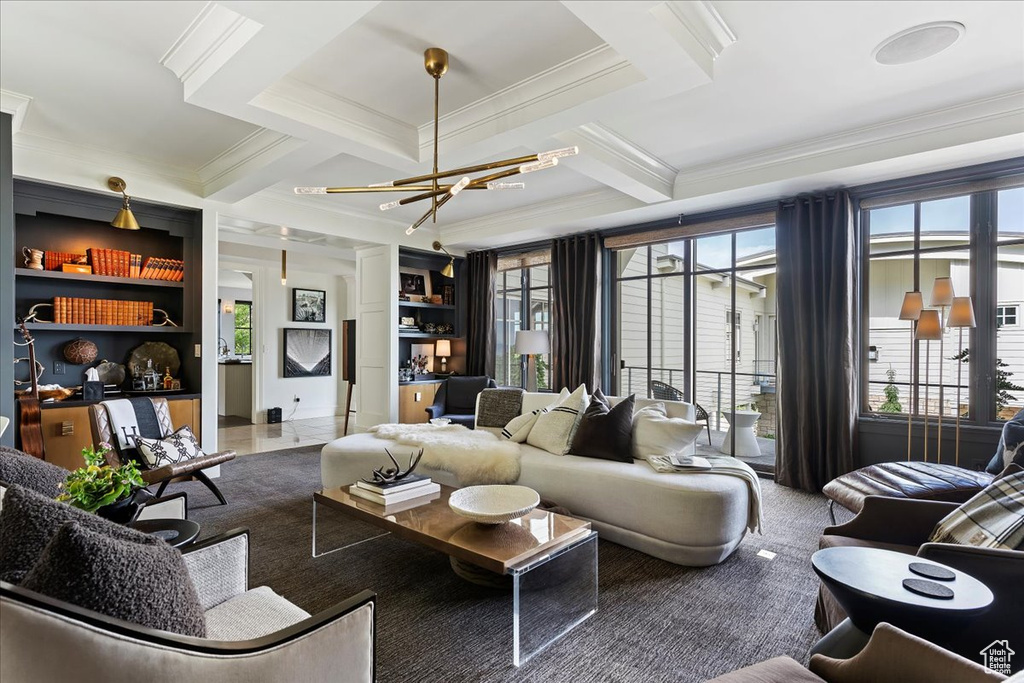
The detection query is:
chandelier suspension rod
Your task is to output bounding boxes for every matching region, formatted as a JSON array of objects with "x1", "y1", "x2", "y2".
[{"x1": 433, "y1": 74, "x2": 440, "y2": 223}]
